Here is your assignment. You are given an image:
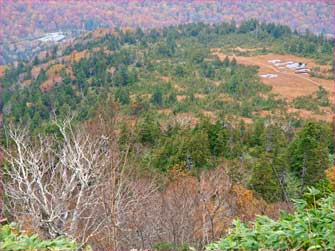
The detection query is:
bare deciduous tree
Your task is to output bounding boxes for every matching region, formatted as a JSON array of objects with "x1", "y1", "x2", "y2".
[
  {"x1": 198, "y1": 167, "x2": 235, "y2": 245},
  {"x1": 159, "y1": 176, "x2": 199, "y2": 249},
  {"x1": 2, "y1": 114, "x2": 162, "y2": 249},
  {"x1": 2, "y1": 119, "x2": 110, "y2": 244}
]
